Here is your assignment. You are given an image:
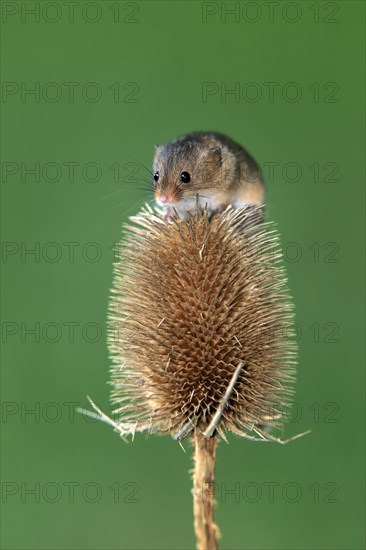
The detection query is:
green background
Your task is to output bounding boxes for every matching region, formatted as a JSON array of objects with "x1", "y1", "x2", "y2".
[{"x1": 1, "y1": 1, "x2": 365, "y2": 549}]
